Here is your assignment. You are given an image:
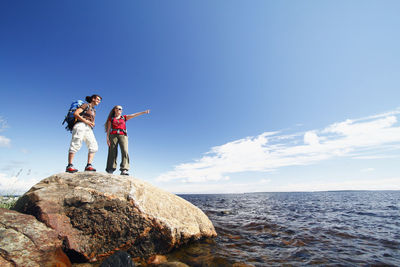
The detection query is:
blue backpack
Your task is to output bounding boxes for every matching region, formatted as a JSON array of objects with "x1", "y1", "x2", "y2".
[{"x1": 62, "y1": 100, "x2": 88, "y2": 132}]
